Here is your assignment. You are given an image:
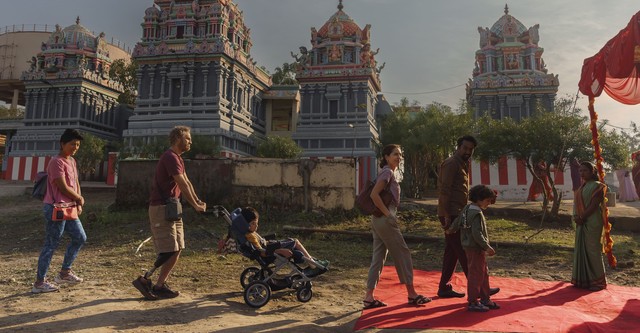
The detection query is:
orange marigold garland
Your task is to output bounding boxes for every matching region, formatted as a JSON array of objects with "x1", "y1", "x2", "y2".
[{"x1": 588, "y1": 97, "x2": 617, "y2": 269}]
